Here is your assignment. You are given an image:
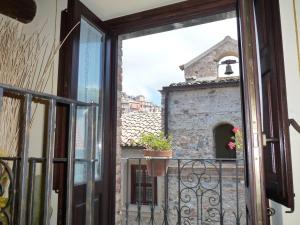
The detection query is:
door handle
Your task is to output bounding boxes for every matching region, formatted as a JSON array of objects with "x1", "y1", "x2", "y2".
[
  {"x1": 262, "y1": 133, "x2": 279, "y2": 147},
  {"x1": 289, "y1": 119, "x2": 300, "y2": 133},
  {"x1": 262, "y1": 118, "x2": 300, "y2": 147}
]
